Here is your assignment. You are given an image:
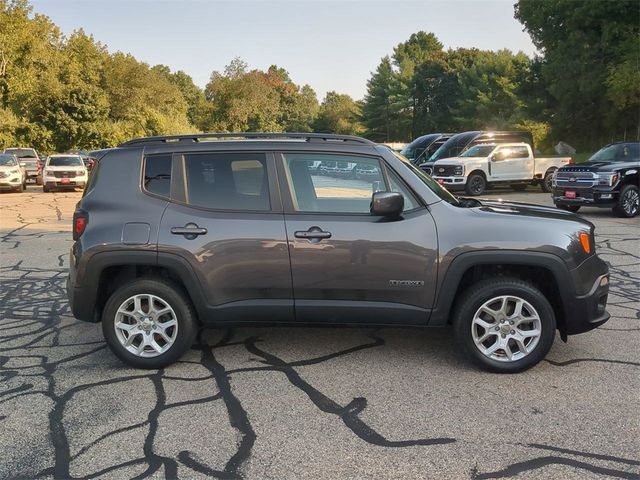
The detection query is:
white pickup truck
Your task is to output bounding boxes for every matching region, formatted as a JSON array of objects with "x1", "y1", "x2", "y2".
[{"x1": 430, "y1": 143, "x2": 572, "y2": 196}]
